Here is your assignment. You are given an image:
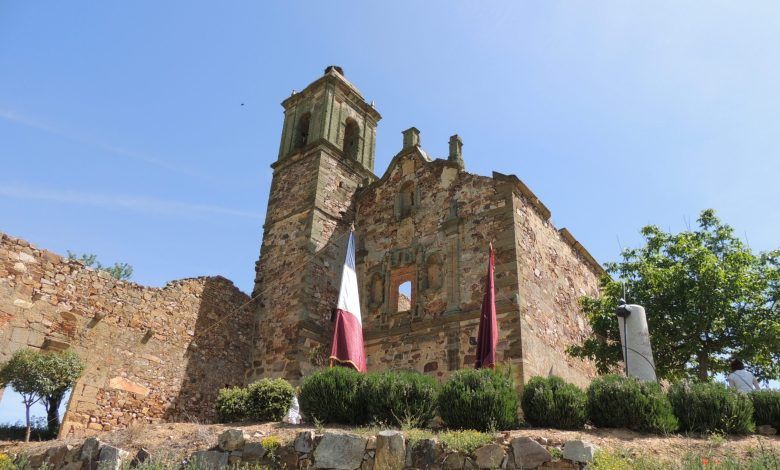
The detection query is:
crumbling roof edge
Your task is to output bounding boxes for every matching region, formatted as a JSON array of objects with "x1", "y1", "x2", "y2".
[
  {"x1": 558, "y1": 228, "x2": 606, "y2": 276},
  {"x1": 491, "y1": 171, "x2": 552, "y2": 221}
]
